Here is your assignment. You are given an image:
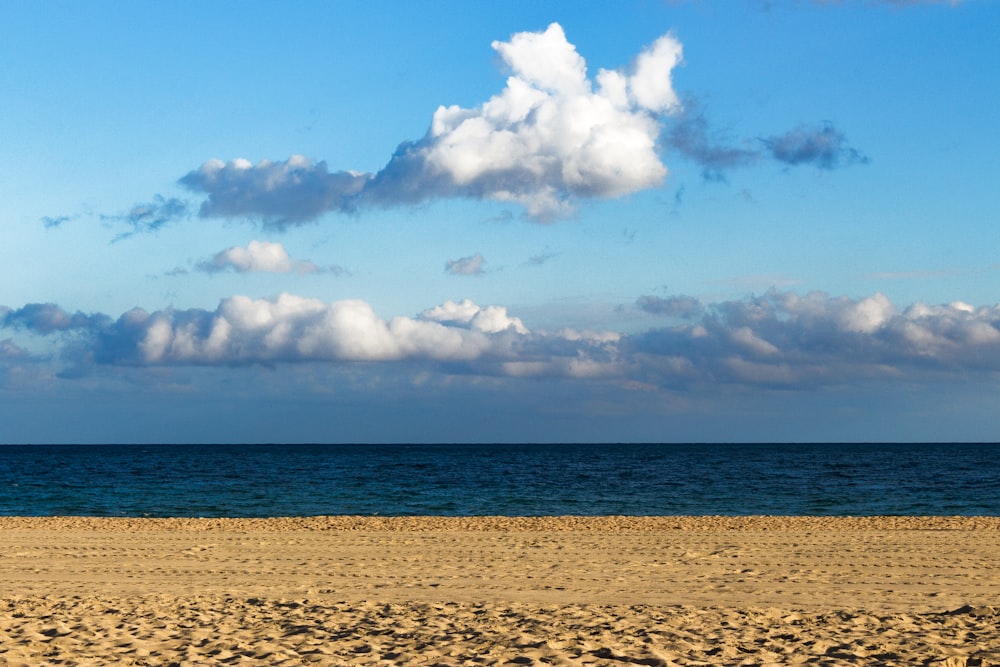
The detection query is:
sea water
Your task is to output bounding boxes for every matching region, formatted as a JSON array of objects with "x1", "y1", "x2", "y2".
[{"x1": 0, "y1": 443, "x2": 997, "y2": 517}]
